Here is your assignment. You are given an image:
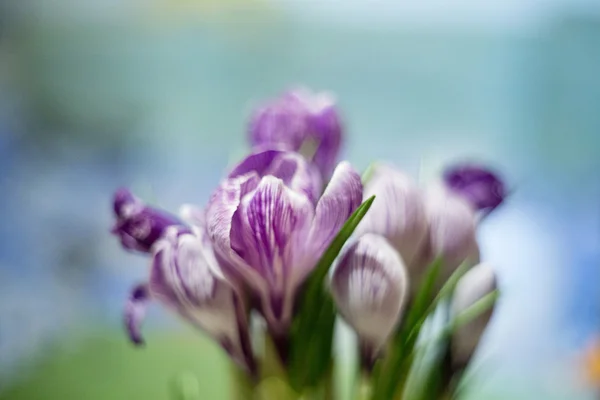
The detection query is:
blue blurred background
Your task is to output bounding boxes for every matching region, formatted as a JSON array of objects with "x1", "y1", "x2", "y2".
[{"x1": 0, "y1": 1, "x2": 599, "y2": 399}]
